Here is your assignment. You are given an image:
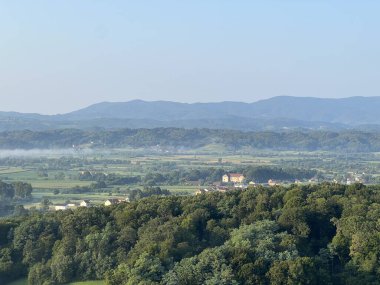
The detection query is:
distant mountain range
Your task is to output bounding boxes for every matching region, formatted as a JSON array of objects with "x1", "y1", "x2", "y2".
[{"x1": 2, "y1": 96, "x2": 380, "y2": 131}]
